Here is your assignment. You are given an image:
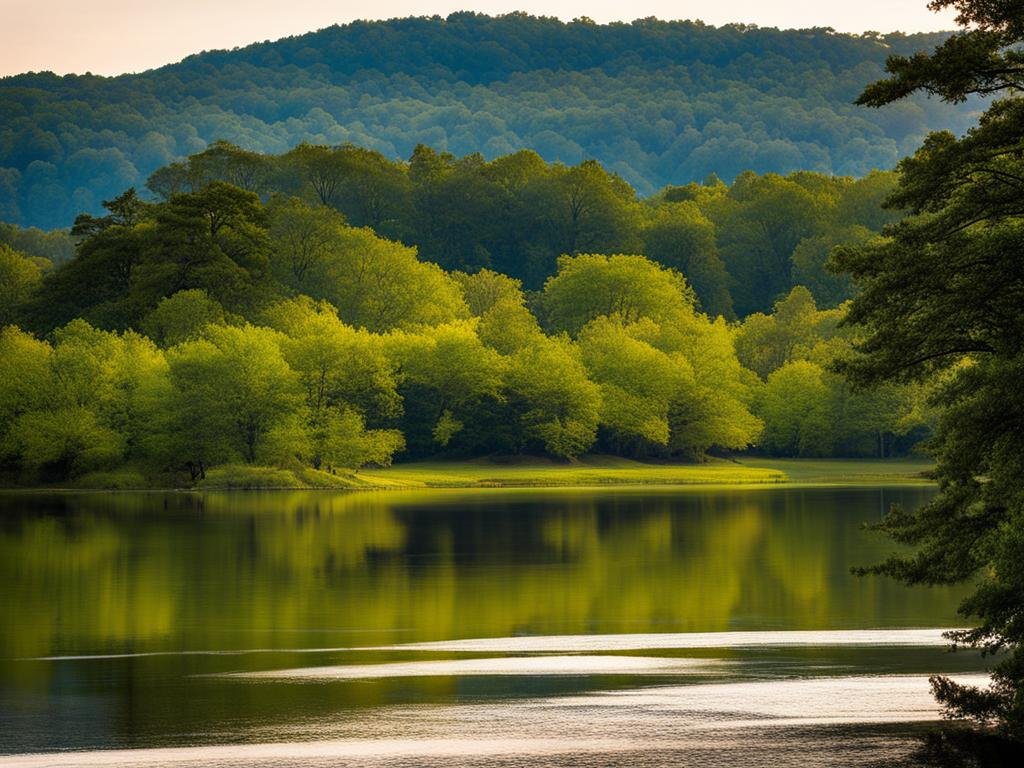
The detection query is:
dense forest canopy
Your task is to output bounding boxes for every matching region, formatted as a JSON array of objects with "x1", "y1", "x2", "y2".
[
  {"x1": 2, "y1": 143, "x2": 902, "y2": 317},
  {"x1": 0, "y1": 147, "x2": 933, "y2": 486},
  {"x1": 101, "y1": 141, "x2": 901, "y2": 316},
  {"x1": 0, "y1": 13, "x2": 981, "y2": 229}
]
